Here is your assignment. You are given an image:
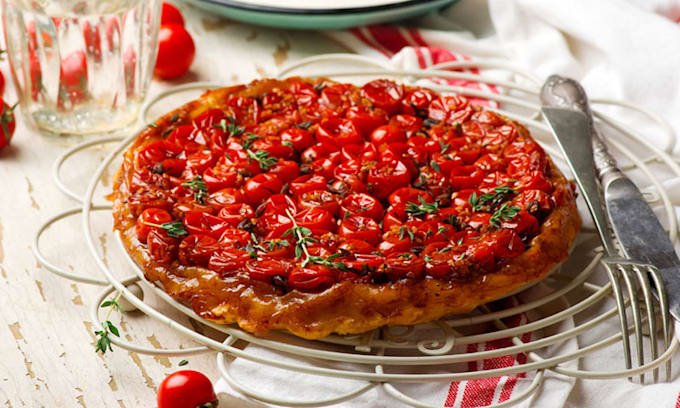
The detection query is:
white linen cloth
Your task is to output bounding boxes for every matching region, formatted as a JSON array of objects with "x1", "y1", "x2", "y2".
[{"x1": 215, "y1": 1, "x2": 680, "y2": 407}]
